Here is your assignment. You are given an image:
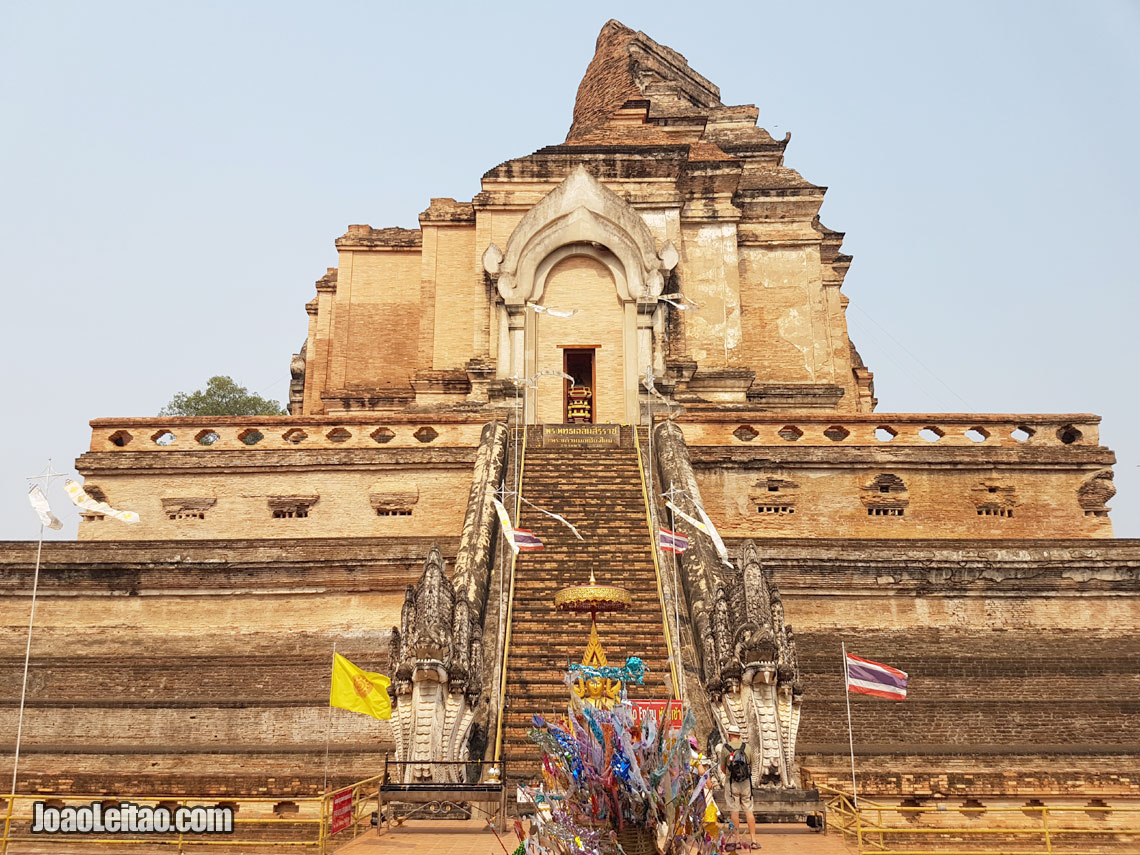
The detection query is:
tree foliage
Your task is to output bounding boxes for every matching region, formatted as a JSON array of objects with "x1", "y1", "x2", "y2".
[{"x1": 159, "y1": 376, "x2": 285, "y2": 417}]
